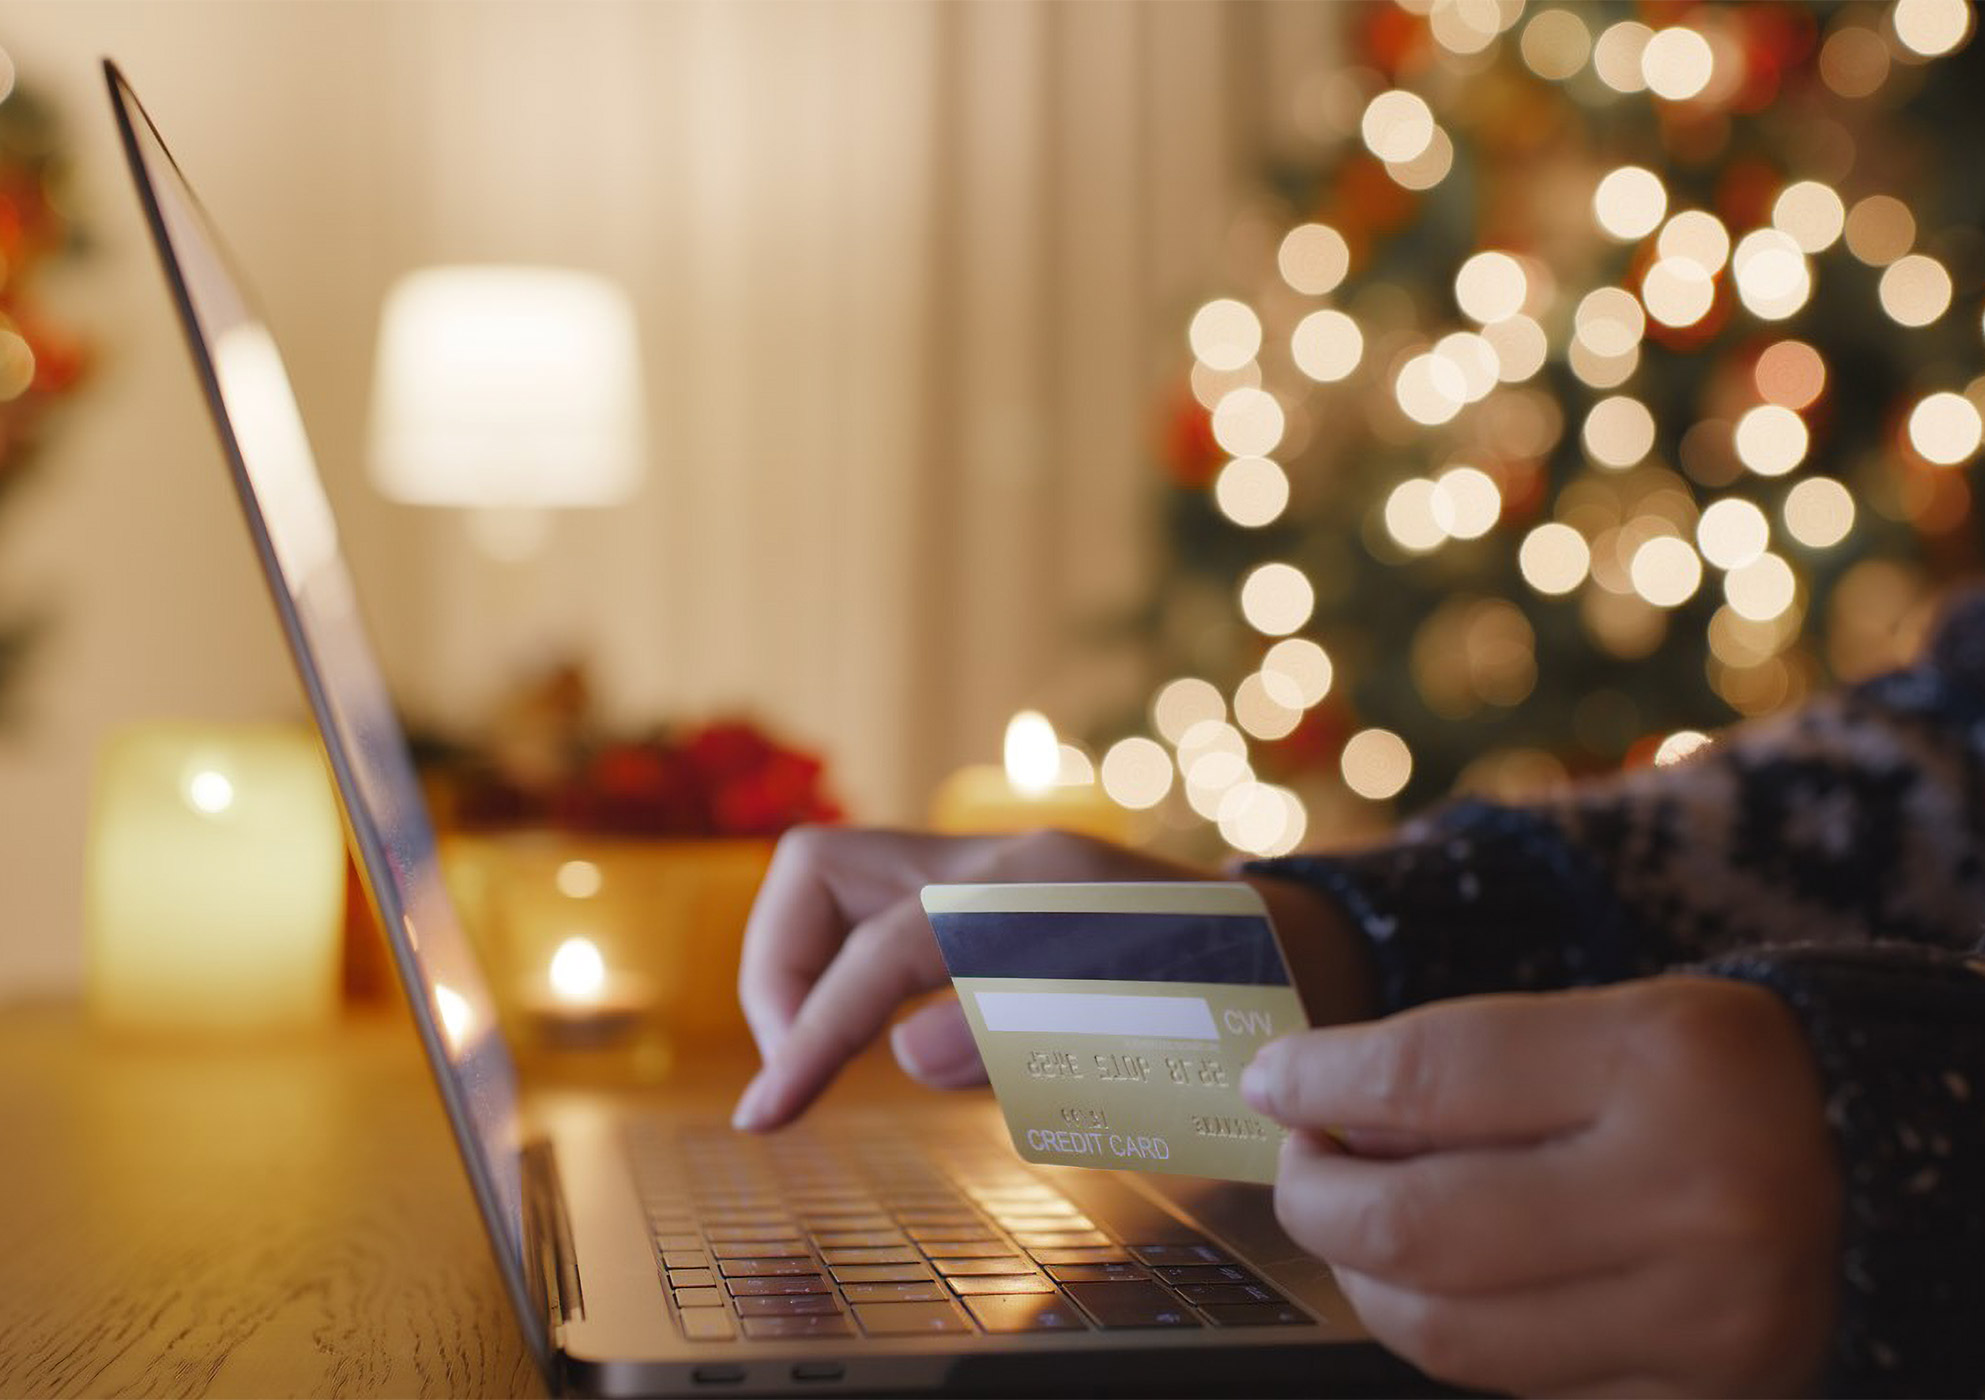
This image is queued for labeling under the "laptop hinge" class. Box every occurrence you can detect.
[522,1138,584,1331]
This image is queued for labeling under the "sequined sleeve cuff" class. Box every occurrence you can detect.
[1700,944,1985,1397]
[1247,797,1666,1013]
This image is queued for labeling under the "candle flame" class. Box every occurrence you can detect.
[548,936,608,1002]
[1003,711,1060,796]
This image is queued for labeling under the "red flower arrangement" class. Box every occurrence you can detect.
[442,710,843,839]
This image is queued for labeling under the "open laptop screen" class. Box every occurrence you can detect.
[104,61,543,1363]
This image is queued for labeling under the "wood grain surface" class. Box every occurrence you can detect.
[0,1004,545,1398]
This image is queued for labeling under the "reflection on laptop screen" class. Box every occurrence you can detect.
[105,63,532,1314]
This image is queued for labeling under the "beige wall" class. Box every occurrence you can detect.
[0,1,1336,995]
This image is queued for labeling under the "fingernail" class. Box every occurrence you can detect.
[1240,1044,1280,1111]
[732,1071,775,1131]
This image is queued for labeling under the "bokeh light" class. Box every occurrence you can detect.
[1211,386,1285,457]
[1782,476,1856,548]
[1892,0,1975,57]
[1100,737,1174,810]
[1291,309,1364,383]
[1772,182,1846,254]
[1844,195,1915,267]
[1594,166,1668,241]
[1641,25,1715,101]
[1262,637,1334,706]
[1395,351,1467,426]
[1879,254,1952,327]
[1732,229,1811,320]
[1658,210,1731,273]
[1593,21,1654,93]
[1733,404,1809,477]
[1519,522,1591,596]
[1576,287,1647,357]
[1724,551,1798,621]
[1642,257,1715,327]
[1362,89,1435,164]
[1696,497,1770,570]
[1278,223,1351,296]
[1521,8,1592,80]
[1430,464,1502,539]
[1239,561,1315,636]
[1654,730,1713,766]
[1483,315,1548,382]
[1189,299,1262,371]
[1385,477,1447,553]
[1152,677,1224,745]
[1456,250,1528,323]
[1630,534,1703,608]
[1754,341,1826,410]
[1908,391,1985,465]
[1583,396,1658,469]
[1214,456,1289,528]
[1341,728,1413,801]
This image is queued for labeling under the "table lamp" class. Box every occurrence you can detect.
[84,721,346,1035]
[367,265,646,561]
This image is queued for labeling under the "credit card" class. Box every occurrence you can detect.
[919,882,1311,1185]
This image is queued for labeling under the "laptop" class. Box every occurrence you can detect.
[104,59,1419,1397]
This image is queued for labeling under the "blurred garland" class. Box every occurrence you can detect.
[0,52,91,726]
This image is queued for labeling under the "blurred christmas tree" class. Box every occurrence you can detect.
[0,48,90,726]
[1103,0,1985,859]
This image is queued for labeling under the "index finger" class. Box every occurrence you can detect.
[736,825,974,1060]
[1240,988,1621,1146]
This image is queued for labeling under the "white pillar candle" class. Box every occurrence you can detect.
[85,721,346,1035]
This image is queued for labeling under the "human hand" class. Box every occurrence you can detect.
[730,826,1208,1130]
[1240,975,1842,1397]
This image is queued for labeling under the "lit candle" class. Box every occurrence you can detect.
[84,721,346,1035]
[930,711,1132,842]
[518,934,656,1051]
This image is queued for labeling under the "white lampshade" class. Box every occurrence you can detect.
[367,265,645,509]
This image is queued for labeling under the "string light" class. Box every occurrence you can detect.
[1593,21,1654,93]
[1783,477,1856,548]
[1100,737,1173,810]
[1519,522,1591,596]
[1724,552,1798,621]
[1262,638,1334,706]
[1430,464,1502,538]
[1342,728,1413,801]
[1844,195,1915,267]
[1385,477,1448,553]
[1189,299,1262,371]
[1907,391,1985,466]
[1239,562,1316,636]
[1696,497,1770,570]
[1771,182,1846,254]
[1658,210,1731,273]
[1630,535,1704,608]
[1482,316,1548,382]
[1641,25,1715,101]
[1291,309,1364,382]
[1733,405,1809,477]
[1583,396,1657,469]
[1594,166,1668,241]
[1211,386,1285,457]
[1278,223,1351,296]
[1642,258,1715,328]
[1879,254,1953,327]
[1214,456,1290,528]
[1520,8,1592,81]
[1362,90,1436,164]
[1455,251,1528,323]
[1754,341,1826,410]
[1152,678,1224,745]
[1892,0,1975,57]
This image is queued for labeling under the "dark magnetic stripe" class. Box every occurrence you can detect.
[927,911,1289,987]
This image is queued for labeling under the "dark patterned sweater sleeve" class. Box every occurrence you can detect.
[1245,589,1985,1396]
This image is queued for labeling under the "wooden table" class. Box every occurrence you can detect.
[0,1003,545,1398]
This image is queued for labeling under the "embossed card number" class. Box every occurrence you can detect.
[920,883,1313,1185]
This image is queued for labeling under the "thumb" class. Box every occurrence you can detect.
[890,996,987,1088]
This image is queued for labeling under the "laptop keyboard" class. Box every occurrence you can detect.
[627,1119,1312,1342]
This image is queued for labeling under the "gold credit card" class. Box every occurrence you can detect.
[920,882,1311,1185]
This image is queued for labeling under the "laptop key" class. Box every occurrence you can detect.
[905,1224,1000,1243]
[706,1224,801,1242]
[1030,1246,1133,1266]
[720,1257,823,1277]
[811,1230,909,1250]
[661,1250,710,1271]
[1175,1282,1285,1306]
[741,1315,854,1339]
[840,1281,949,1304]
[944,1274,1056,1296]
[735,1293,841,1317]
[679,1309,737,1342]
[820,1246,920,1267]
[725,1275,831,1296]
[831,1264,935,1285]
[667,1268,718,1290]
[1044,1262,1150,1284]
[653,1233,702,1253]
[1153,1263,1259,1287]
[933,1256,1032,1277]
[1128,1243,1233,1267]
[853,1301,973,1336]
[1202,1303,1312,1327]
[1064,1281,1203,1329]
[918,1239,1020,1258]
[1010,1230,1113,1250]
[711,1240,812,1259]
[963,1294,1089,1333]
[674,1287,726,1309]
